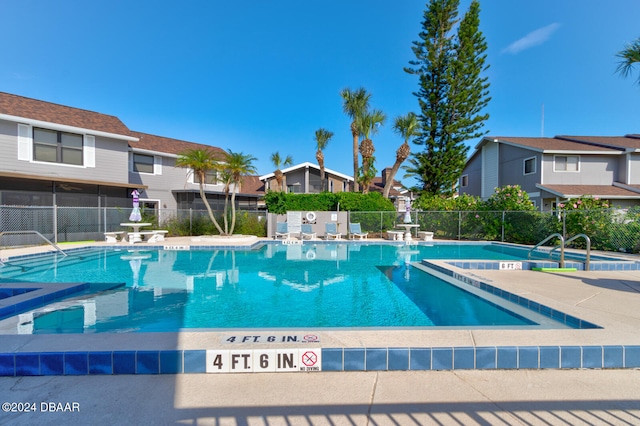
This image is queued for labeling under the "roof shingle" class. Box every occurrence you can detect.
[131,131,226,158]
[493,136,623,152]
[0,92,131,136]
[537,184,640,198]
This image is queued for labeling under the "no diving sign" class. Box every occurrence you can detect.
[206,348,322,373]
[301,351,318,367]
[222,334,320,344]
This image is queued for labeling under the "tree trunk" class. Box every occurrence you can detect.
[199,184,224,235]
[274,169,283,191]
[229,187,238,235]
[316,149,325,192]
[222,186,230,235]
[383,141,410,198]
[351,121,359,192]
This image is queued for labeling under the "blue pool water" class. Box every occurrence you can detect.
[0,243,567,333]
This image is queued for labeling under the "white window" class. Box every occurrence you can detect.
[524,157,536,175]
[133,154,154,173]
[33,128,83,165]
[461,174,468,187]
[554,155,579,172]
[195,170,218,184]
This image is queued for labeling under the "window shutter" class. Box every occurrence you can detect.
[84,135,96,167]
[128,152,133,172]
[17,124,32,161]
[154,156,162,175]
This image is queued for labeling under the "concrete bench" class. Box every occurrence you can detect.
[150,230,168,242]
[139,230,168,243]
[386,231,404,241]
[104,231,125,243]
[417,231,434,241]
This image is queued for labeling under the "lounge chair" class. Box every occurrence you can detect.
[348,223,368,240]
[325,222,341,240]
[275,222,291,239]
[301,224,317,240]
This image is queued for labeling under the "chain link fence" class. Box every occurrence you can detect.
[349,207,640,253]
[0,205,267,246]
[2,205,639,253]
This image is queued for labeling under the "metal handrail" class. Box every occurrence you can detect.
[563,233,591,271]
[528,233,565,268]
[0,230,67,257]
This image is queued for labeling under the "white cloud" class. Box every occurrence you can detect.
[501,23,561,55]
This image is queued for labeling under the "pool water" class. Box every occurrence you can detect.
[0,243,553,333]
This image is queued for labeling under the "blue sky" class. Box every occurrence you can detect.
[2,0,639,184]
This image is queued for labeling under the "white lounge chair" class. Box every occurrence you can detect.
[275,222,291,239]
[348,223,368,240]
[325,222,341,240]
[301,224,317,240]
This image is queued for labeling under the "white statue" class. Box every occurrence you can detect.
[403,197,412,224]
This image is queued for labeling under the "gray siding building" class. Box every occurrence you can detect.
[0,92,263,213]
[460,135,640,211]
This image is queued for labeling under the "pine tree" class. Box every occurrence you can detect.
[404,0,490,196]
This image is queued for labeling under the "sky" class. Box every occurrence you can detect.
[2,0,640,186]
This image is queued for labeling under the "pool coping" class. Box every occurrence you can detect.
[1,237,640,375]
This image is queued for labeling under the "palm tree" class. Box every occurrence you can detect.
[383,112,420,198]
[270,151,293,192]
[221,150,257,235]
[175,148,224,235]
[358,109,386,194]
[340,87,371,192]
[314,128,334,192]
[616,38,640,85]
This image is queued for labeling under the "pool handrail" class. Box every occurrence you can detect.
[0,230,68,257]
[529,233,565,268]
[557,233,591,271]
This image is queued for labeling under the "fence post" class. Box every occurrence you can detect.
[189,208,193,236]
[53,204,58,244]
[458,211,461,240]
[502,211,505,242]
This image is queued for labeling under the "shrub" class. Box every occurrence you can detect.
[558,196,611,249]
[484,185,535,211]
[264,191,395,213]
[233,212,267,236]
[164,213,220,236]
[414,193,481,211]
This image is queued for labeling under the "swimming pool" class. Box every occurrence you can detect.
[0,242,592,333]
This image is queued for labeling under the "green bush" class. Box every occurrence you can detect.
[414,193,481,211]
[233,212,267,237]
[336,192,395,212]
[264,191,395,214]
[559,196,612,250]
[164,214,219,236]
[484,185,535,211]
[349,211,397,233]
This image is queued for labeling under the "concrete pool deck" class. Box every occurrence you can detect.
[1,236,640,424]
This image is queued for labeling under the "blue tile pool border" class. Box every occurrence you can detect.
[1,345,639,376]
[0,241,635,376]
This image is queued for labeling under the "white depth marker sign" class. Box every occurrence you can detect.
[206,348,322,373]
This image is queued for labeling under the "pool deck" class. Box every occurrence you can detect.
[1,236,640,424]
